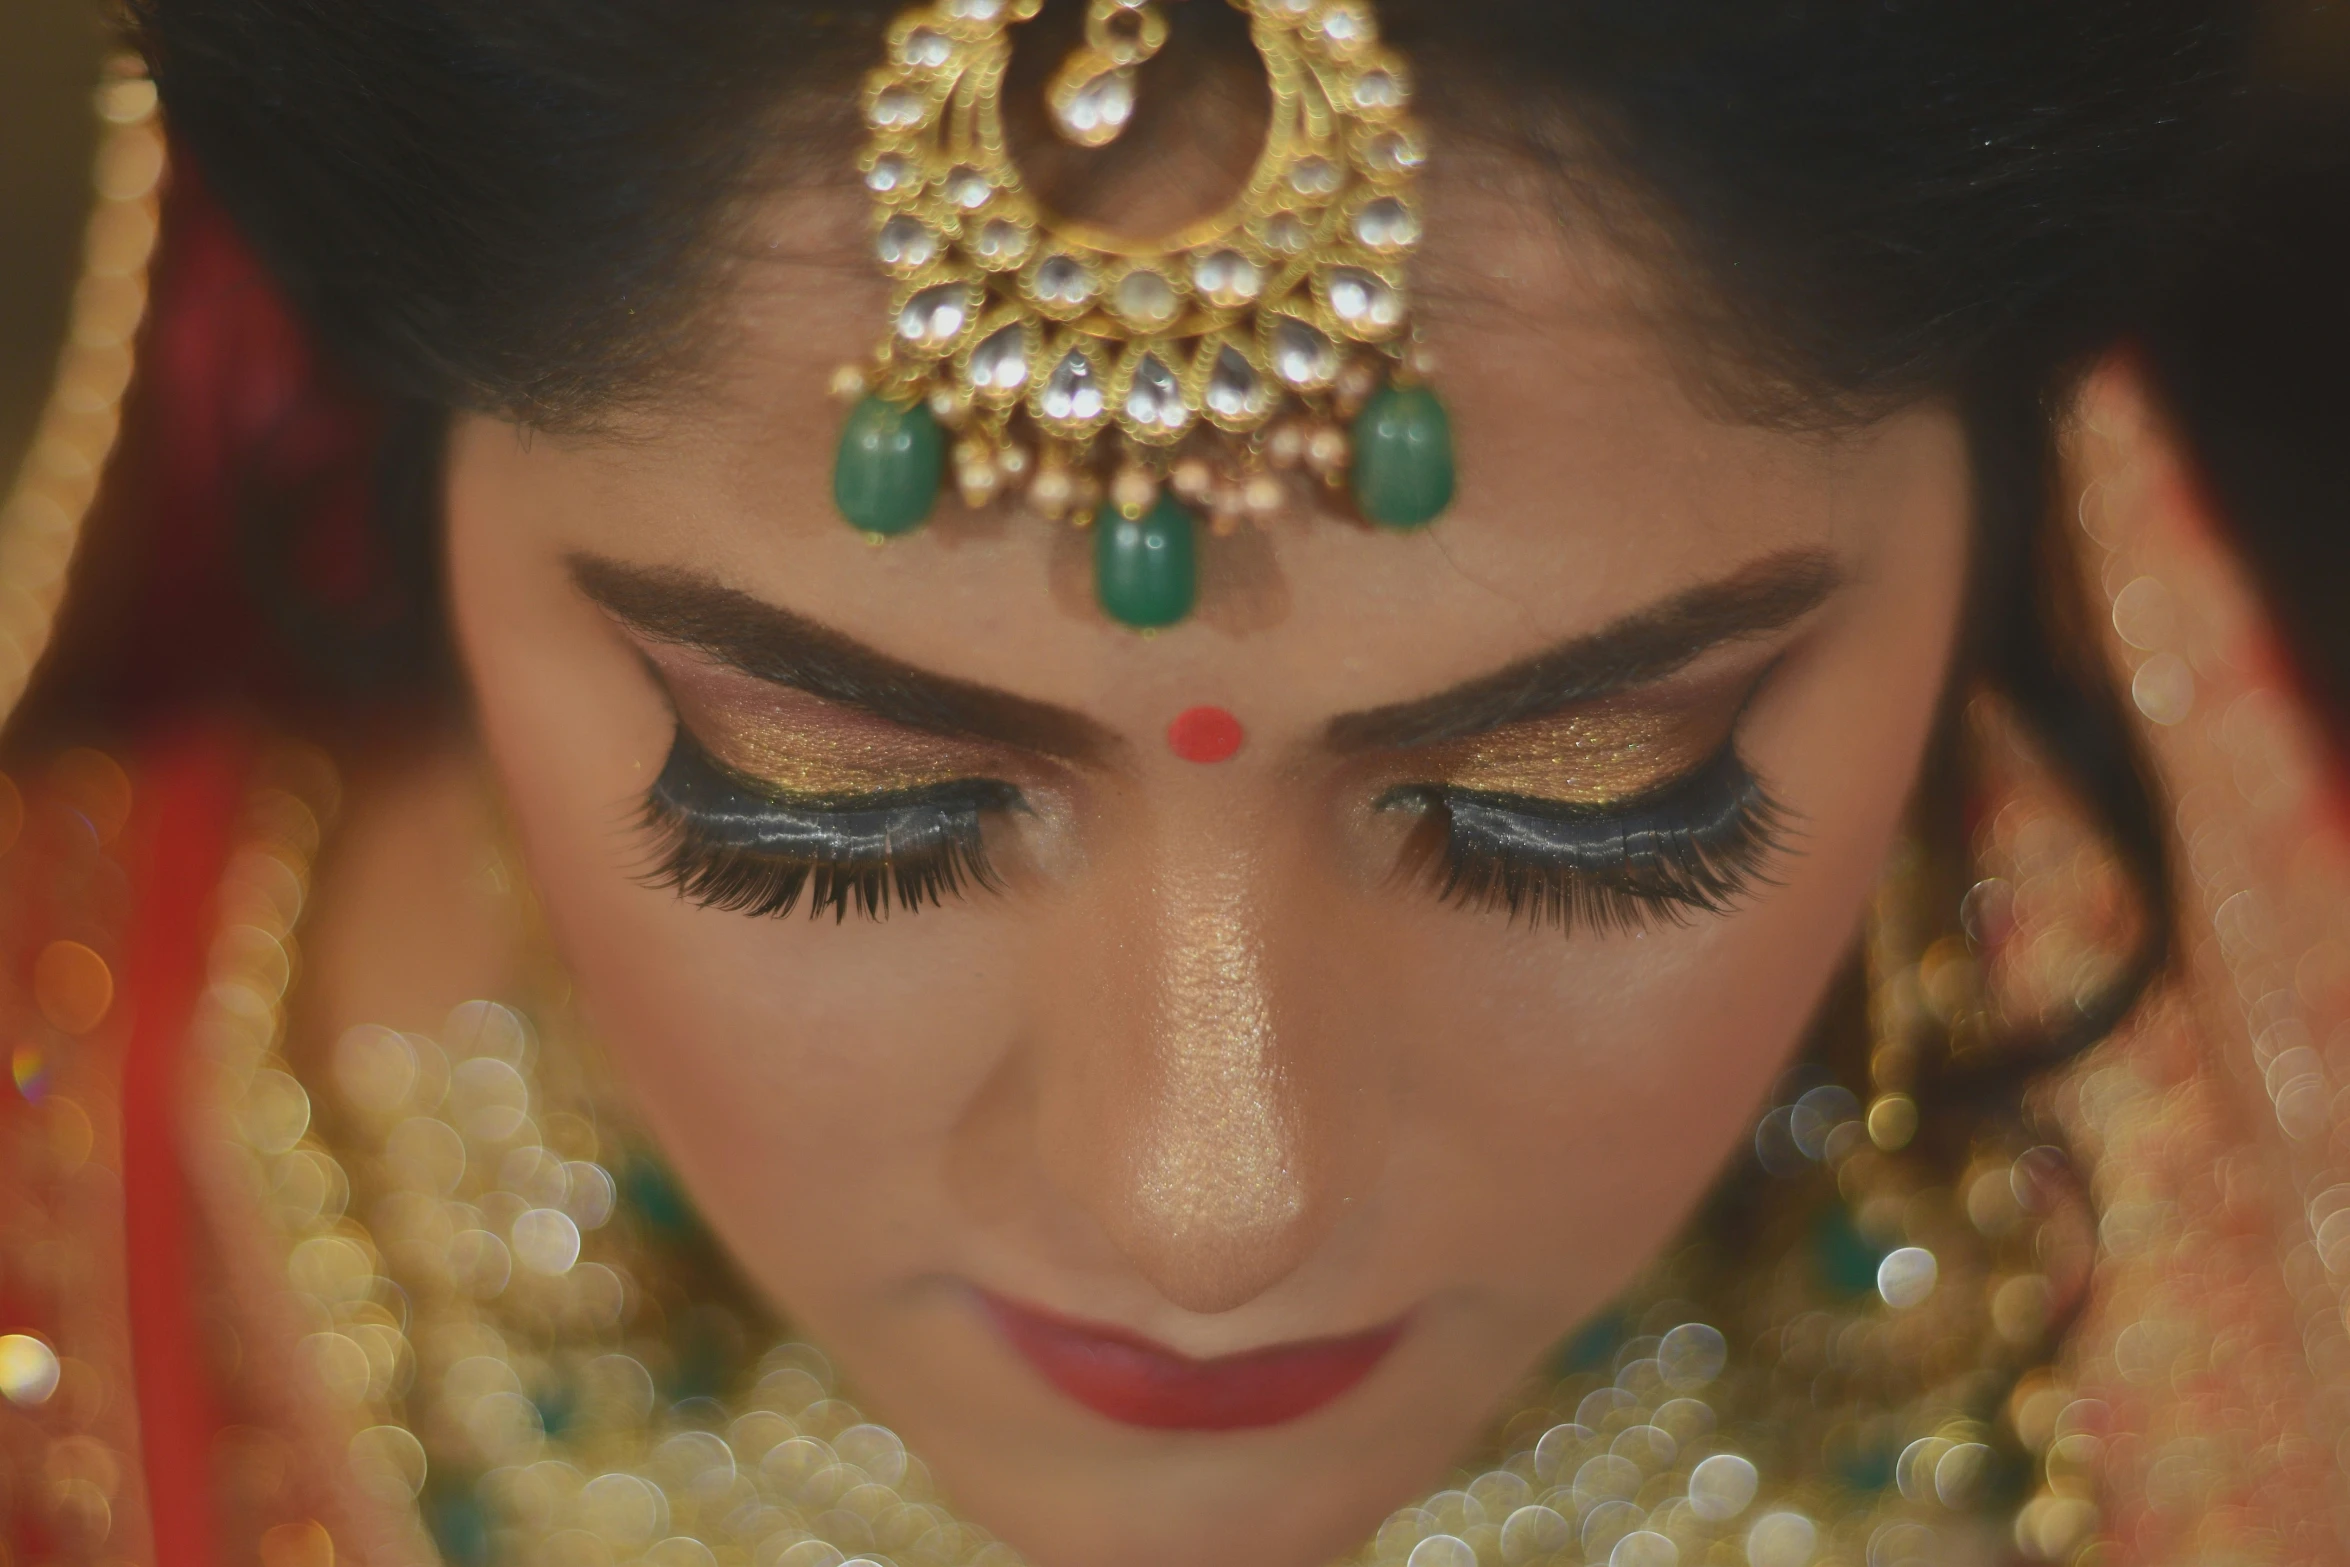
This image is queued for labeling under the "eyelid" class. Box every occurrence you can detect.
[642,642,999,799]
[1407,665,1768,808]
[669,725,1021,816]
[643,733,1011,920]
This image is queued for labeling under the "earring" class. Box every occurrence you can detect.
[831,0,1456,630]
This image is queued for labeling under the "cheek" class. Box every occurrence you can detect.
[445,448,1012,1311]
[1382,554,1963,1324]
[1353,810,1882,1328]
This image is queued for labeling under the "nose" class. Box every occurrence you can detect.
[1031,838,1363,1315]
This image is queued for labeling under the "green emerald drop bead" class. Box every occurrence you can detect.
[1094,493,1197,630]
[833,393,944,537]
[1350,382,1456,530]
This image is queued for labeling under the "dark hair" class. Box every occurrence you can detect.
[137,0,2256,430]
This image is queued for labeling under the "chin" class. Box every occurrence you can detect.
[806,1288,1537,1567]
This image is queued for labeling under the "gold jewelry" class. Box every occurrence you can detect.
[831,0,1456,630]
[0,57,165,730]
[1045,0,1170,149]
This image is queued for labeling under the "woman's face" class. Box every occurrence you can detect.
[444,132,1970,1567]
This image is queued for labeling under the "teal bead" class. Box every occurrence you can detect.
[1094,494,1198,629]
[832,394,944,537]
[1350,382,1456,529]
[422,1481,491,1567]
[1811,1202,1889,1299]
[619,1153,700,1240]
[1550,1308,1627,1378]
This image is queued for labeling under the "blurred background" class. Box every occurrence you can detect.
[0,1,104,496]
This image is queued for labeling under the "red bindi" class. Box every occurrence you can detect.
[1166,705,1245,764]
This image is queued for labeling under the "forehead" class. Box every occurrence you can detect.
[466,142,1960,727]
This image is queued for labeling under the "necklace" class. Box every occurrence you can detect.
[207,760,2096,1567]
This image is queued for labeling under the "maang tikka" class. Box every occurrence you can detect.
[831,0,1455,630]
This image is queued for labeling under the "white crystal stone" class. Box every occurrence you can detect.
[1289,155,1341,197]
[1114,269,1178,326]
[972,219,1032,268]
[1033,254,1097,309]
[899,26,953,68]
[1320,4,1372,47]
[1324,266,1400,332]
[1055,67,1136,143]
[1039,349,1106,425]
[943,0,1005,19]
[1191,249,1263,306]
[1362,130,1425,175]
[1265,212,1310,253]
[897,283,971,350]
[1270,317,1337,389]
[1353,196,1420,250]
[1204,346,1267,422]
[869,87,925,129]
[866,151,916,194]
[1353,68,1404,110]
[1122,354,1190,436]
[944,165,992,210]
[875,215,937,269]
[968,324,1029,396]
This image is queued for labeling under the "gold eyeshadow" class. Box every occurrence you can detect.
[1428,689,1745,805]
[650,649,975,798]
[695,717,969,798]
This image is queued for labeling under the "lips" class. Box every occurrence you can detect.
[981,1293,1403,1431]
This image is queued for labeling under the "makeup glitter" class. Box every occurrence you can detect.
[1168,705,1245,764]
[1434,690,1744,804]
[1135,859,1302,1251]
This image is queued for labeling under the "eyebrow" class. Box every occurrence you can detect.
[1324,548,1843,751]
[568,554,1120,763]
[573,546,1839,762]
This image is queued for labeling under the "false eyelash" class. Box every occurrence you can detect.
[637,734,1017,922]
[1382,747,1796,935]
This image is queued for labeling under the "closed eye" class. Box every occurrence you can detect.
[639,730,1022,921]
[1378,745,1796,933]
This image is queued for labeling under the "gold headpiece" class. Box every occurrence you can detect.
[831,0,1454,629]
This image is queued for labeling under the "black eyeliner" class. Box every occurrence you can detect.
[641,732,1017,921]
[1383,745,1796,933]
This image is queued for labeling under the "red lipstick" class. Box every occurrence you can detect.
[981,1294,1402,1431]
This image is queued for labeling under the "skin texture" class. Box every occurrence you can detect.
[414,122,1974,1567]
